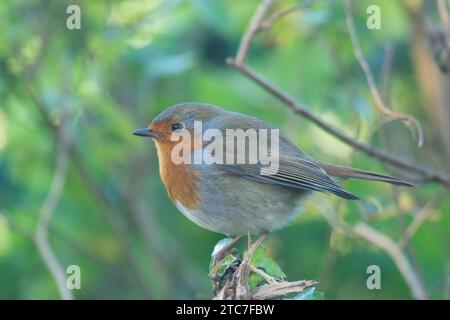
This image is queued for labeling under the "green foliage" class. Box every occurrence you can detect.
[209,238,288,294]
[251,246,286,280]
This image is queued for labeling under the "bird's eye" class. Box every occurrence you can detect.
[170,123,183,132]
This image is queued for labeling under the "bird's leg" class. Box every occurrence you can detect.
[213,235,244,263]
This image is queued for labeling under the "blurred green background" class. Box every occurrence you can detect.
[0,0,449,299]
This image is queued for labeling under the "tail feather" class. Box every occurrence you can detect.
[316,161,414,187]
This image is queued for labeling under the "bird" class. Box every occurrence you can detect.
[133,102,413,259]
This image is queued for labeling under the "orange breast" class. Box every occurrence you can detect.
[154,141,201,209]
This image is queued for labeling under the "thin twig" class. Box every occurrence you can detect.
[344,0,423,147]
[235,0,273,66]
[259,0,315,31]
[249,266,278,284]
[252,279,319,300]
[234,231,267,299]
[34,109,73,300]
[353,222,428,300]
[219,231,268,299]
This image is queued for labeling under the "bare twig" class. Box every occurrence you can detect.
[344,0,423,147]
[235,0,273,65]
[234,231,267,299]
[253,279,319,300]
[259,0,315,31]
[249,266,279,284]
[226,0,450,187]
[353,222,428,300]
[34,109,73,300]
[235,0,316,65]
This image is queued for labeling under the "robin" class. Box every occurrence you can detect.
[133,102,413,259]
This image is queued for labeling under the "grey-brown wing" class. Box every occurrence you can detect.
[209,112,358,199]
[217,155,359,200]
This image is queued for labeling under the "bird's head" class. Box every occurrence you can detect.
[133,102,223,144]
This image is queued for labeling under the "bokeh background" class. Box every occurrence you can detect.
[0,0,449,299]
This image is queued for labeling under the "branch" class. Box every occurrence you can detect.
[226,0,450,187]
[34,109,73,300]
[344,0,424,147]
[252,280,319,300]
[259,0,315,31]
[235,0,273,65]
[234,231,267,300]
[249,265,278,284]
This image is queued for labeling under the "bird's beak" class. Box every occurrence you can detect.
[132,128,159,138]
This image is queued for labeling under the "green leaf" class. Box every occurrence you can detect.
[249,246,286,280]
[210,254,238,277]
[209,237,240,275]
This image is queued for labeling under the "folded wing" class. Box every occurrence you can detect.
[217,155,360,200]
